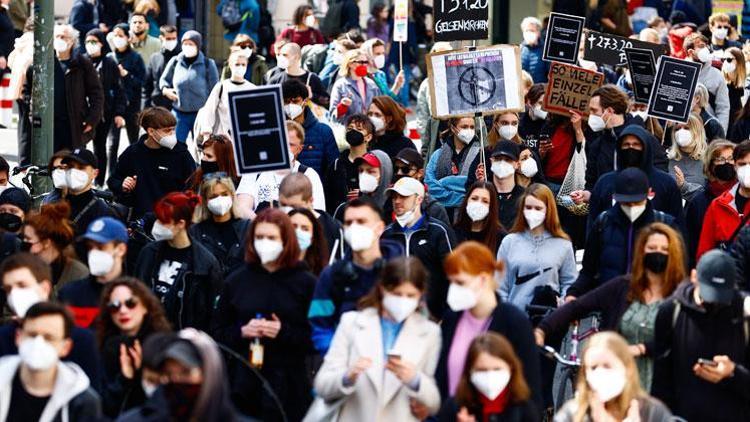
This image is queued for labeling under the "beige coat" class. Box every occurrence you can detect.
[314,307,442,422]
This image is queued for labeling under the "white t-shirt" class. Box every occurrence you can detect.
[237,161,326,211]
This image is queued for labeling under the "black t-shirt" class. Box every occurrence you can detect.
[341,155,360,193]
[7,371,50,422]
[737,191,749,216]
[154,245,192,302]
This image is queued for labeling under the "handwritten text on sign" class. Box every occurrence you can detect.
[433,0,489,41]
[544,62,605,116]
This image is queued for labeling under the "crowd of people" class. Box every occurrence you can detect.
[0,0,749,421]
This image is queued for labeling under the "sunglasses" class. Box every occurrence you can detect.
[395,165,416,175]
[353,60,369,65]
[721,57,735,62]
[203,171,228,181]
[107,298,139,313]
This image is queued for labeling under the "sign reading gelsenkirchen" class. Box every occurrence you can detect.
[433,0,489,42]
[426,45,524,118]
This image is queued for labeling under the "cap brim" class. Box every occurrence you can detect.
[62,156,96,168]
[699,282,734,305]
[160,341,202,368]
[386,187,416,196]
[491,151,518,161]
[613,193,648,203]
[79,233,114,244]
[353,156,380,168]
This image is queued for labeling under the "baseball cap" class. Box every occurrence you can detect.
[395,148,424,169]
[160,338,203,369]
[490,140,520,161]
[613,167,649,203]
[387,177,425,197]
[63,148,98,169]
[353,152,381,168]
[81,217,128,244]
[696,249,737,305]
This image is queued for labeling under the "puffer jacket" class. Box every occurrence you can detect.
[297,107,339,178]
[521,40,549,83]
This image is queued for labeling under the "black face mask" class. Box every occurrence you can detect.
[200,160,220,174]
[714,163,736,182]
[164,382,201,418]
[643,252,668,273]
[345,130,365,147]
[20,241,33,252]
[619,148,643,169]
[0,213,22,233]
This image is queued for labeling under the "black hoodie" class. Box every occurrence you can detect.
[85,29,127,119]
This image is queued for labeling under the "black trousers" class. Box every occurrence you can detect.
[93,116,113,186]
[108,111,141,176]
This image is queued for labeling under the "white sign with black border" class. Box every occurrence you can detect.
[646,56,701,124]
[542,12,586,65]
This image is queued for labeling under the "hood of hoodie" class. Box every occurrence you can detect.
[0,356,91,422]
[367,149,394,208]
[616,124,656,173]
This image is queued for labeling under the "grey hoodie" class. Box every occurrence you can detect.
[367,149,394,209]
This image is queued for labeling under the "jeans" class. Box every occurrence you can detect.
[173,109,197,143]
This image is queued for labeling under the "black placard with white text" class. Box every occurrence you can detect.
[646,56,701,124]
[624,48,656,104]
[433,0,489,42]
[228,85,290,174]
[583,30,667,67]
[542,13,585,64]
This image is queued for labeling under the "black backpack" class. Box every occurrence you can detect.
[320,0,345,38]
[218,0,244,31]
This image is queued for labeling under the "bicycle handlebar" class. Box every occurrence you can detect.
[540,345,580,368]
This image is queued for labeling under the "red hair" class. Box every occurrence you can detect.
[154,191,202,228]
[444,241,504,277]
[24,202,75,250]
[245,208,300,269]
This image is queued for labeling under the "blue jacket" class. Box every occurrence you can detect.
[521,41,549,83]
[297,107,339,178]
[330,76,382,123]
[308,239,404,354]
[69,0,97,47]
[218,0,261,43]
[159,52,219,113]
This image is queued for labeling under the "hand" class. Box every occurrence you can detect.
[346,357,372,384]
[628,344,644,357]
[82,123,93,133]
[0,56,6,70]
[589,392,618,422]
[241,318,265,338]
[341,97,353,107]
[119,340,142,380]
[99,22,110,33]
[261,313,282,339]
[693,355,736,383]
[118,64,129,77]
[456,407,477,422]
[569,190,590,204]
[394,70,405,89]
[564,295,576,304]
[673,165,685,188]
[623,399,642,422]
[346,189,360,201]
[163,88,178,101]
[475,162,486,181]
[114,116,126,128]
[385,356,417,384]
[570,110,583,132]
[122,175,137,192]
[534,328,545,346]
[409,399,430,420]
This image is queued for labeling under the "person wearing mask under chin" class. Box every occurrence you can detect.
[144,25,181,110]
[159,30,219,143]
[520,17,549,83]
[108,23,146,147]
[382,177,457,319]
[684,33,730,132]
[52,24,104,152]
[108,107,197,218]
[60,149,117,236]
[128,13,161,66]
[211,208,316,421]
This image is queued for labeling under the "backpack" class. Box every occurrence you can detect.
[218,0,245,32]
[302,44,330,75]
[320,0,345,38]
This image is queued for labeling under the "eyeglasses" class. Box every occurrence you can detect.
[203,171,228,180]
[721,57,735,62]
[353,60,369,65]
[107,298,139,313]
[713,157,735,165]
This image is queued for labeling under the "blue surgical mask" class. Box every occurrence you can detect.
[295,228,312,251]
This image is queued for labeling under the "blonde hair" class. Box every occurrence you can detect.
[693,83,709,109]
[703,139,735,180]
[668,113,707,161]
[193,176,241,222]
[723,47,746,88]
[339,49,364,78]
[134,0,160,15]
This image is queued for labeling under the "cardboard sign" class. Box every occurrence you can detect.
[426,45,524,118]
[228,85,291,174]
[542,12,585,64]
[646,56,701,124]
[583,30,667,67]
[624,47,656,104]
[393,0,409,42]
[544,62,605,116]
[433,0,490,42]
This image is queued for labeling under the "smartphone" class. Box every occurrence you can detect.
[387,351,401,360]
[697,358,718,367]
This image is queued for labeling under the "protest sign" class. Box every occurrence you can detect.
[433,0,489,41]
[543,62,605,116]
[646,56,701,124]
[624,47,656,104]
[583,30,667,67]
[393,0,408,42]
[426,45,524,119]
[228,85,290,174]
[542,12,585,64]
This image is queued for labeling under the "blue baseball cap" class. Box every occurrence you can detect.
[81,217,128,244]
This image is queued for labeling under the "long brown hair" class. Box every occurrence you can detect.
[487,111,523,147]
[510,184,570,240]
[358,256,428,311]
[96,277,171,348]
[454,181,502,250]
[627,223,686,303]
[244,208,301,269]
[371,96,407,133]
[455,333,531,409]
[187,135,239,190]
[288,208,329,275]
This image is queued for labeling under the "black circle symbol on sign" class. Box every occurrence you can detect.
[459,66,496,106]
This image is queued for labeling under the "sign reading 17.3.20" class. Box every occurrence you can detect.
[433,0,489,42]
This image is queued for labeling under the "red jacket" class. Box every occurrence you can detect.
[697,184,750,260]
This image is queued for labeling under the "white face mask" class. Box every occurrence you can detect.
[158,133,178,149]
[85,42,101,56]
[520,158,538,178]
[620,203,647,222]
[457,129,475,144]
[722,60,736,74]
[344,223,376,251]
[382,293,419,323]
[358,172,379,193]
[52,169,68,189]
[697,47,712,63]
[7,287,41,317]
[88,249,115,277]
[240,47,253,58]
[370,116,386,132]
[305,15,316,27]
[295,228,312,251]
[531,105,548,121]
[113,36,128,50]
[713,27,728,40]
[276,55,290,70]
[674,128,692,147]
[182,44,198,58]
[254,238,284,264]
[470,369,511,400]
[631,111,648,121]
[374,54,386,69]
[497,124,517,141]
[230,65,247,79]
[332,52,344,65]
[586,367,627,402]
[737,164,750,188]
[53,38,70,54]
[588,113,606,132]
[151,220,175,241]
[395,204,417,228]
[207,196,233,216]
[66,168,90,192]
[491,160,515,179]
[522,30,538,45]
[446,282,479,311]
[523,209,546,229]
[163,39,178,51]
[141,380,158,397]
[284,103,304,120]
[19,336,59,371]
[466,201,489,222]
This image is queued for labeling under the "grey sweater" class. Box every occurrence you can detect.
[698,61,730,132]
[497,230,578,310]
